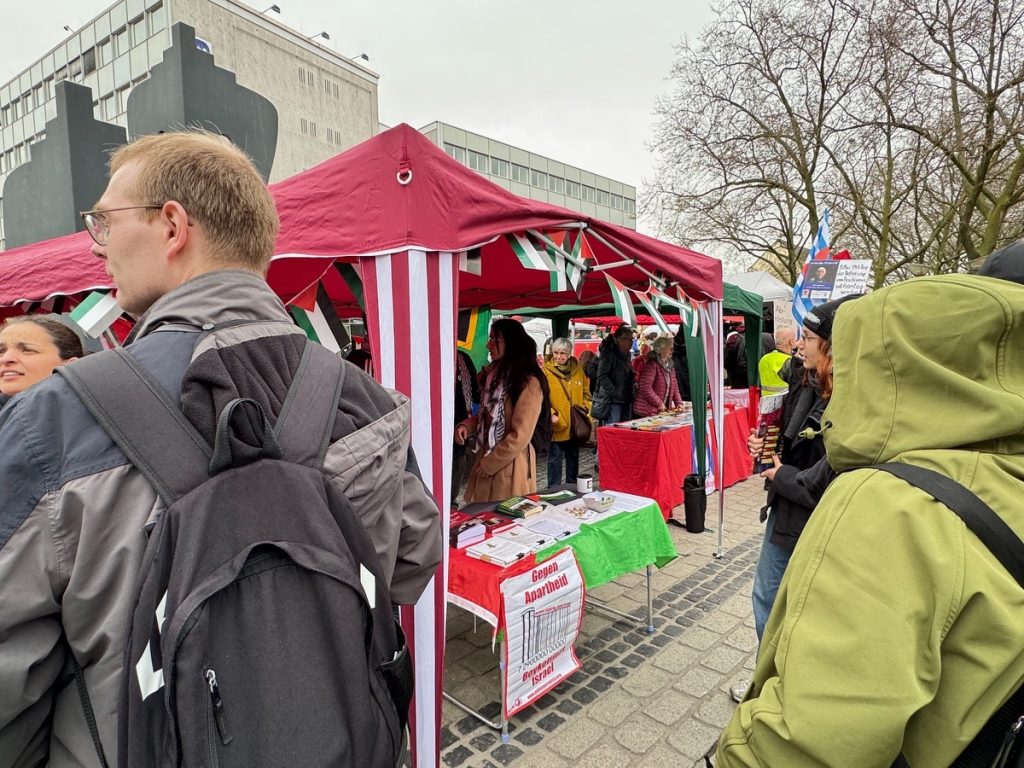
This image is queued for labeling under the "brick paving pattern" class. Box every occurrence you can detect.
[442,445,768,767]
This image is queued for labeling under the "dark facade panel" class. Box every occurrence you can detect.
[2,81,126,249]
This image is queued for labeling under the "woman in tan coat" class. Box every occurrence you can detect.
[454,318,550,503]
[542,337,591,485]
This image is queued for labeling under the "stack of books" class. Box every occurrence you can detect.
[449,511,519,549]
[496,495,545,519]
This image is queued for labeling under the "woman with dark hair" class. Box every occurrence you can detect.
[0,317,84,404]
[454,318,551,503]
[730,297,855,702]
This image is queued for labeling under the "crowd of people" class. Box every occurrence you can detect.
[0,127,1022,768]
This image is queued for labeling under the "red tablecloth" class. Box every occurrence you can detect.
[597,408,752,518]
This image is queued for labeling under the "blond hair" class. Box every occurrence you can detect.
[109,130,278,271]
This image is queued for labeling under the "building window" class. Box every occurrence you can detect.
[624,198,636,214]
[11,99,20,120]
[83,48,97,76]
[97,38,111,66]
[611,194,622,210]
[102,94,116,120]
[489,157,509,178]
[443,143,465,163]
[467,150,488,173]
[566,180,581,198]
[307,71,314,86]
[113,27,129,57]
[530,169,547,188]
[596,189,610,206]
[511,163,529,183]
[549,176,564,194]
[147,3,166,34]
[310,121,316,139]
[130,16,147,47]
[298,65,305,84]
[300,117,308,135]
[333,82,339,98]
[116,85,131,113]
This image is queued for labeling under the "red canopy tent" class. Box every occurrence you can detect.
[0,124,723,768]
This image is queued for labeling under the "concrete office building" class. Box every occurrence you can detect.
[420,121,638,230]
[0,0,379,248]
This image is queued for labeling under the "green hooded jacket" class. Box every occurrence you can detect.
[718,275,1024,767]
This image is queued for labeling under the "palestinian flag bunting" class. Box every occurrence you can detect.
[289,283,350,353]
[633,291,671,333]
[69,291,123,338]
[604,274,636,326]
[506,232,556,272]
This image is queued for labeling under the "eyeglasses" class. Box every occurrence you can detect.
[79,205,163,246]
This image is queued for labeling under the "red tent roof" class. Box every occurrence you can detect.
[0,123,721,310]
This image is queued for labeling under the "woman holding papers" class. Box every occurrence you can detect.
[455,318,551,503]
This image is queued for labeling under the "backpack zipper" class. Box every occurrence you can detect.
[205,669,233,746]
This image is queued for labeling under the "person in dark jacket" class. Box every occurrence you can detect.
[728,299,854,704]
[451,348,480,506]
[748,297,856,638]
[671,324,692,401]
[594,324,635,424]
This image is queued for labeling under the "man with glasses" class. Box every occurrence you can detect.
[0,130,441,767]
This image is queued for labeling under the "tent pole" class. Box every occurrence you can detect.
[585,229,667,289]
[716,484,725,559]
[526,228,590,273]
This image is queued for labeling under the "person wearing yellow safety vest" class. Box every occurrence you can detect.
[758,328,796,396]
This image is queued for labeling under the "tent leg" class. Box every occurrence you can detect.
[715,488,725,559]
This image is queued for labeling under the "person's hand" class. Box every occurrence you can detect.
[454,423,469,445]
[747,428,765,457]
[760,454,782,481]
[552,412,560,425]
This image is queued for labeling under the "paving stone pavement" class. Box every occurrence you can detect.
[441,445,767,768]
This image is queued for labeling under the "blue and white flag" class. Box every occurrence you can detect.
[792,210,831,329]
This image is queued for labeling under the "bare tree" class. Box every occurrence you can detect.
[646,0,1024,284]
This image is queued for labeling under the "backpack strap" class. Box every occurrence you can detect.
[872,463,1024,768]
[57,348,211,506]
[274,342,346,467]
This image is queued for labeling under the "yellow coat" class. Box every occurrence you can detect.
[543,358,591,443]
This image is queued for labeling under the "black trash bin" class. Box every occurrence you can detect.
[683,473,706,533]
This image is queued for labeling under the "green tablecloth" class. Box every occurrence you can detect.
[534,501,678,589]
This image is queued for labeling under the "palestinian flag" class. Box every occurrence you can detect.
[69,291,123,338]
[290,282,350,353]
[605,274,636,326]
[651,284,698,336]
[507,231,556,272]
[543,231,570,292]
[633,291,671,333]
[565,231,590,293]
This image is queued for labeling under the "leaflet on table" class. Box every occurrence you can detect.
[465,536,535,566]
[492,525,554,552]
[522,516,578,540]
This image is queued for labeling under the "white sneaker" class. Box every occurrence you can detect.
[729,679,749,703]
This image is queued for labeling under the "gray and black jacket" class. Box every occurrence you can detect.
[0,270,443,768]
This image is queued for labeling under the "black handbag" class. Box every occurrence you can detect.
[569,404,592,444]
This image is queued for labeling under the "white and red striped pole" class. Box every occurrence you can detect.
[360,248,457,768]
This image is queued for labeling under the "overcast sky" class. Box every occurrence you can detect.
[1,1,714,224]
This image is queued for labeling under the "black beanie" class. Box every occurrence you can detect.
[802,294,859,342]
[978,242,1024,285]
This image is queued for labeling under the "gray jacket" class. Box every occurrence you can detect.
[0,270,442,767]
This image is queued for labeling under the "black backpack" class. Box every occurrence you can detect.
[59,343,413,768]
[874,464,1023,768]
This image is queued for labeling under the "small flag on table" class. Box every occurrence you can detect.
[289,283,349,353]
[69,291,123,338]
[604,274,636,326]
